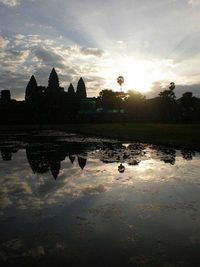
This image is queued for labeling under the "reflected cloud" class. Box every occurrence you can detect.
[0,0,19,7]
[82,184,106,195]
[0,133,199,216]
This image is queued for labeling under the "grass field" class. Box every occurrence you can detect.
[0,123,200,149]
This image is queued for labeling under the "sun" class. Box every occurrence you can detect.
[99,55,163,94]
[122,58,152,93]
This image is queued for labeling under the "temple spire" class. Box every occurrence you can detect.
[76,77,87,99]
[48,68,59,90]
[68,83,75,96]
[25,75,38,102]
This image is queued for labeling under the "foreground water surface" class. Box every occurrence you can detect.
[0,131,200,267]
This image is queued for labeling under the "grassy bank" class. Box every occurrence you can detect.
[63,123,200,149]
[0,123,200,149]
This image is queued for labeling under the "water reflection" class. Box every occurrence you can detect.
[0,134,200,267]
[118,163,125,173]
[26,146,88,179]
[0,146,19,161]
[0,140,198,178]
[181,149,196,160]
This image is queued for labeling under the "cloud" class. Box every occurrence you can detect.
[1,30,200,101]
[0,36,9,49]
[170,32,200,62]
[5,50,29,65]
[15,34,42,48]
[0,70,29,99]
[80,47,104,57]
[175,84,200,98]
[187,0,200,5]
[146,80,200,98]
[34,46,65,69]
[82,184,106,195]
[0,0,20,7]
[1,35,29,66]
[0,33,107,99]
[0,148,112,214]
[1,0,200,99]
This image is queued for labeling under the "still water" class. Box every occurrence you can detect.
[0,131,200,267]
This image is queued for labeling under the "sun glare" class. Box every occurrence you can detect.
[99,56,164,94]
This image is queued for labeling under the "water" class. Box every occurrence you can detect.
[0,132,200,267]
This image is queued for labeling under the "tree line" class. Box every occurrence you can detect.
[96,82,200,123]
[0,68,200,124]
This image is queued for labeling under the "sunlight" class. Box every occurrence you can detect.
[121,58,156,93]
[99,55,164,94]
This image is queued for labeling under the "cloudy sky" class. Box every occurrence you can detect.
[0,0,200,99]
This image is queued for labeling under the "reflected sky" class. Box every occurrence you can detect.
[0,135,200,266]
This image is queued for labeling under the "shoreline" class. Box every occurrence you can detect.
[0,123,200,150]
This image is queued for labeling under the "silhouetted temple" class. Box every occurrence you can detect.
[0,67,97,124]
[0,90,11,104]
[25,68,87,103]
[26,144,88,179]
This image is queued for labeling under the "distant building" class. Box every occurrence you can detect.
[76,77,87,99]
[24,68,88,104]
[47,67,64,95]
[25,75,38,102]
[79,98,96,114]
[0,67,97,124]
[0,90,11,104]
[68,83,75,96]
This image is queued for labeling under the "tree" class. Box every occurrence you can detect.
[159,82,176,101]
[181,92,194,109]
[76,77,87,98]
[159,89,175,100]
[97,89,123,110]
[124,90,146,120]
[125,90,145,101]
[179,92,198,121]
[157,82,177,121]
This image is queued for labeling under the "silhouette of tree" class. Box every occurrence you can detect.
[179,92,199,121]
[159,82,176,101]
[76,77,87,98]
[117,76,124,92]
[124,90,146,120]
[157,82,178,122]
[97,89,124,110]
[181,92,195,109]
[181,149,195,160]
[156,147,176,165]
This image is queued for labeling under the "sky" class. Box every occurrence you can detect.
[0,0,200,100]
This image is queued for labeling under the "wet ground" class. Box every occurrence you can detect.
[0,131,200,267]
